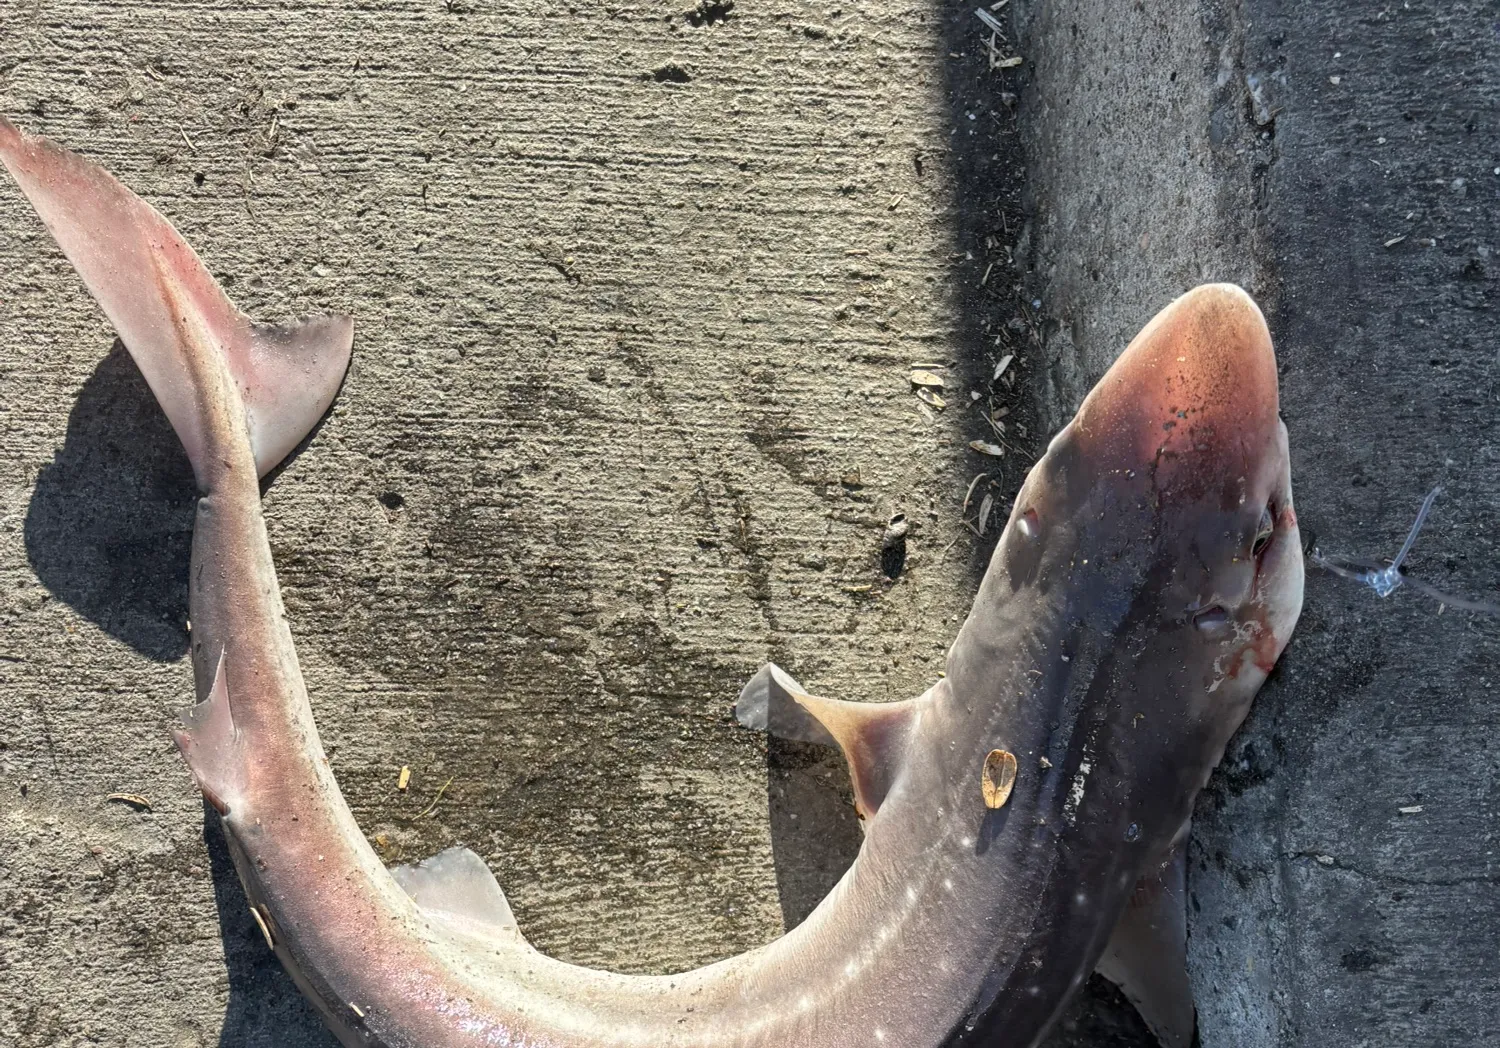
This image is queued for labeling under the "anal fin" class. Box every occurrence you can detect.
[735,663,919,819]
[173,654,247,817]
[1096,841,1195,1048]
[392,847,530,950]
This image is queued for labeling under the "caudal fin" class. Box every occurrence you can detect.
[0,116,351,486]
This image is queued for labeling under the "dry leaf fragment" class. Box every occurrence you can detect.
[106,793,153,811]
[992,354,1015,381]
[397,766,411,791]
[974,8,1005,33]
[249,905,276,950]
[978,493,994,535]
[963,472,988,514]
[981,749,1018,809]
[916,388,947,409]
[969,440,1005,457]
[909,369,947,389]
[1398,804,1424,814]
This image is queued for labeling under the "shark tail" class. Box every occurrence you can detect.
[0,116,351,489]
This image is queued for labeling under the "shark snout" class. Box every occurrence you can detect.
[1071,283,1281,504]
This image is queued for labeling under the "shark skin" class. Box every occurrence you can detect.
[2,117,1303,1048]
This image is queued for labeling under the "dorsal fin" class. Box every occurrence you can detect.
[1096,840,1195,1048]
[172,652,248,817]
[391,847,530,950]
[0,117,351,486]
[735,663,919,819]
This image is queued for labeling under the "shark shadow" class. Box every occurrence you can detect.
[764,735,864,930]
[23,341,194,660]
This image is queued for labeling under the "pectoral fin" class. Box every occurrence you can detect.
[1096,842,1195,1048]
[735,663,918,818]
[392,847,531,950]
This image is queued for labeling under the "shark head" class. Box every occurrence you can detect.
[985,283,1304,849]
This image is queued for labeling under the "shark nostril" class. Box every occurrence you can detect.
[1193,605,1230,633]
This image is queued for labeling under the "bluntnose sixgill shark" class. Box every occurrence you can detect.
[2,117,1303,1048]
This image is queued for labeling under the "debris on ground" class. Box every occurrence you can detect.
[106,793,152,811]
[1310,486,1500,614]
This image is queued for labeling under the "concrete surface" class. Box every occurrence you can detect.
[0,1,1494,1047]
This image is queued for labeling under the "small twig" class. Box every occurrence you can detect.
[974,7,1005,33]
[417,777,454,818]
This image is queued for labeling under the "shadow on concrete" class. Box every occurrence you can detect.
[23,341,193,661]
[764,736,863,930]
[203,804,338,1047]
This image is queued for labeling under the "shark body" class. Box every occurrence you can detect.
[2,118,1303,1048]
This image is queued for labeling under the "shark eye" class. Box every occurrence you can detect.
[1193,605,1230,633]
[1251,503,1275,558]
[1017,508,1040,540]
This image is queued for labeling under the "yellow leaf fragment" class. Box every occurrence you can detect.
[249,905,276,950]
[981,749,1018,809]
